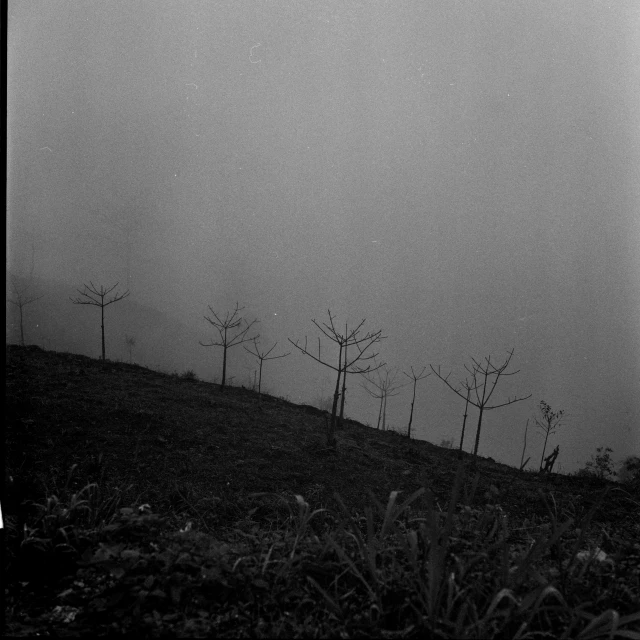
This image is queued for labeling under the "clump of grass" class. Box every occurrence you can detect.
[180,369,198,381]
[5,463,138,586]
[7,462,639,637]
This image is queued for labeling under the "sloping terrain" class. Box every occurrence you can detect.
[5,345,639,637]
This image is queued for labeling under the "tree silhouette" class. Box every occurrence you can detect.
[70,282,130,361]
[361,364,404,432]
[520,418,531,471]
[431,349,531,459]
[199,303,259,392]
[289,311,385,447]
[244,338,290,397]
[533,400,564,472]
[124,334,136,364]
[8,275,43,346]
[403,366,430,439]
[455,380,479,459]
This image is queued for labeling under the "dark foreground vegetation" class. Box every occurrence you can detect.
[5,345,640,638]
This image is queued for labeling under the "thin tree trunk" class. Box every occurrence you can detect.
[520,419,529,470]
[375,395,383,429]
[19,306,25,346]
[472,406,484,457]
[458,387,471,459]
[407,380,417,438]
[539,429,550,472]
[339,340,347,429]
[221,346,227,390]
[382,393,388,431]
[328,343,343,446]
[101,305,105,360]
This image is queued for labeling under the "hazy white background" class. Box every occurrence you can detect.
[7,1,640,472]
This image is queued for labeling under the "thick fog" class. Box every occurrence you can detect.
[7,1,640,472]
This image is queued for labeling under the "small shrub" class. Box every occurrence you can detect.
[577,446,617,480]
[440,437,455,449]
[618,455,640,490]
[180,369,198,381]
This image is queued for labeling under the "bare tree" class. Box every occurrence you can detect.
[199,302,259,392]
[70,282,130,361]
[534,400,564,472]
[8,276,43,346]
[124,334,136,364]
[519,418,531,471]
[289,311,385,447]
[455,381,478,459]
[403,366,430,439]
[244,338,290,397]
[431,349,531,460]
[361,364,404,432]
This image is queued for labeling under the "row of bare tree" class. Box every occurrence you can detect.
[10,278,541,462]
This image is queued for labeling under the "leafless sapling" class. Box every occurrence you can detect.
[289,311,385,447]
[70,282,130,361]
[125,334,136,364]
[456,380,479,459]
[403,366,430,439]
[534,400,564,472]
[431,349,531,460]
[199,302,259,392]
[244,338,290,397]
[520,418,531,471]
[361,363,404,432]
[8,275,44,346]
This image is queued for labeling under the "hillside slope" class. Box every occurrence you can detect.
[5,345,639,637]
[5,344,635,529]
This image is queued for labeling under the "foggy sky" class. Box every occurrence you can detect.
[8,1,640,472]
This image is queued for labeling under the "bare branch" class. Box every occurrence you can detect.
[69,281,130,360]
[8,274,44,346]
[199,302,259,390]
[432,349,530,458]
[290,310,385,445]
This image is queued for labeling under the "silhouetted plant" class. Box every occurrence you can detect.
[199,302,259,392]
[534,400,565,472]
[8,275,43,347]
[289,311,385,447]
[618,455,640,490]
[124,334,136,364]
[403,366,430,439]
[244,338,290,397]
[70,282,130,361]
[519,419,531,471]
[577,447,617,480]
[431,349,531,460]
[361,363,404,432]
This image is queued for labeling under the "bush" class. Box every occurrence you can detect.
[576,447,617,480]
[618,455,640,491]
[180,369,198,381]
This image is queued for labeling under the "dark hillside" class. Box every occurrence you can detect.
[5,345,633,527]
[5,345,639,637]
